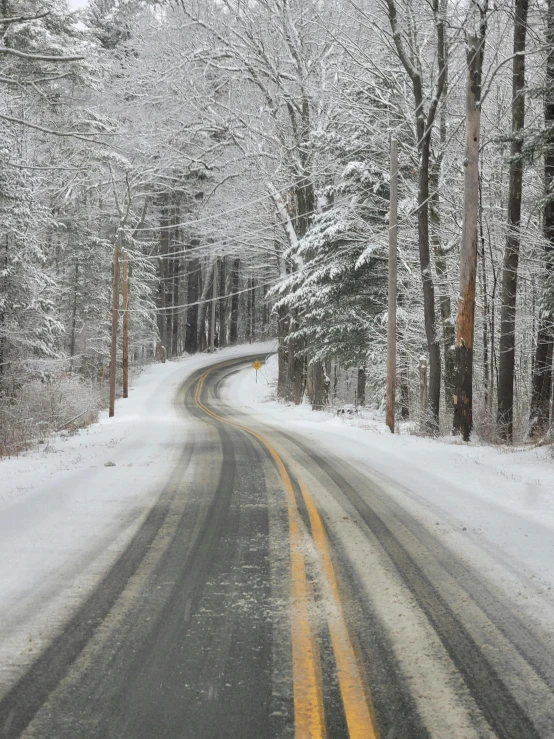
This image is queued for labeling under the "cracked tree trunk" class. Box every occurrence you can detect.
[453,31,484,441]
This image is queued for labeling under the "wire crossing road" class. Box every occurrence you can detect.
[1,355,553,738]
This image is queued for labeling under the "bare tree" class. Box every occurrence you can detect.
[497,0,529,441]
[386,0,447,431]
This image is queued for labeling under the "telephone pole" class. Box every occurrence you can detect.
[122,248,129,399]
[386,138,398,433]
[109,231,120,417]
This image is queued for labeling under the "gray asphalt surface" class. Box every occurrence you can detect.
[0,355,553,738]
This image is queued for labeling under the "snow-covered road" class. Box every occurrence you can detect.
[226,354,554,632]
[1,345,554,739]
[0,342,276,694]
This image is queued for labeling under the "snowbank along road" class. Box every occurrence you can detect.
[1,352,554,738]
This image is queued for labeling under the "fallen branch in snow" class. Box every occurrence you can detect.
[55,409,90,433]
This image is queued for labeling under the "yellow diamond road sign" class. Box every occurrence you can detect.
[252,360,262,371]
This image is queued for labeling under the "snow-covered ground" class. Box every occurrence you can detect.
[225,354,554,625]
[0,341,275,695]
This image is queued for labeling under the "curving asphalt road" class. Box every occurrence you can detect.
[1,355,553,738]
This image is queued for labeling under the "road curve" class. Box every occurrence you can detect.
[1,354,553,738]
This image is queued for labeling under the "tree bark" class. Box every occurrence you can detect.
[311,361,327,410]
[453,31,485,441]
[230,258,240,344]
[157,205,169,352]
[197,261,214,352]
[210,259,217,353]
[170,209,181,357]
[479,171,492,411]
[386,0,446,432]
[431,0,456,408]
[497,0,529,441]
[430,168,455,405]
[386,137,398,433]
[419,138,442,431]
[69,259,79,363]
[109,239,120,418]
[246,274,252,343]
[277,304,289,399]
[122,251,129,399]
[400,352,410,419]
[251,277,256,341]
[184,239,201,354]
[529,0,554,438]
[287,322,305,404]
[357,367,366,407]
[218,256,226,347]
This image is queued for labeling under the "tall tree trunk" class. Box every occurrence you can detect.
[251,277,256,341]
[170,203,181,357]
[399,350,410,419]
[357,367,366,407]
[165,248,174,357]
[158,204,169,352]
[497,0,529,441]
[69,260,79,365]
[172,258,179,356]
[289,176,313,405]
[263,283,270,333]
[288,334,305,405]
[246,274,252,343]
[479,170,492,411]
[197,262,214,352]
[529,0,554,437]
[184,239,201,354]
[218,256,226,347]
[419,137,442,430]
[311,362,327,410]
[230,258,240,344]
[453,29,485,441]
[386,0,446,432]
[277,304,289,398]
[430,168,455,406]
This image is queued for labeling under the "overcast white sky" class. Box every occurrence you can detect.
[68,0,88,8]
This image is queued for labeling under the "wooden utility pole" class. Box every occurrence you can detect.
[453,31,484,441]
[210,259,217,353]
[122,249,129,399]
[386,138,398,433]
[109,232,120,418]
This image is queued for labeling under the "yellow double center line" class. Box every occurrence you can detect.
[193,365,377,739]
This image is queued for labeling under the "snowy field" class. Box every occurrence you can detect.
[225,354,554,630]
[0,342,275,695]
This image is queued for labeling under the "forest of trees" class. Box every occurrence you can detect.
[1,0,554,452]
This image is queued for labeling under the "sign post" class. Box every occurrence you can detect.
[252,359,262,383]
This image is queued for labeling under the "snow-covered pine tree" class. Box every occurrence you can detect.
[273,115,390,405]
[0,130,62,386]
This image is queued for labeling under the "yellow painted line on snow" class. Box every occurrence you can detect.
[299,481,378,739]
[193,367,325,739]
